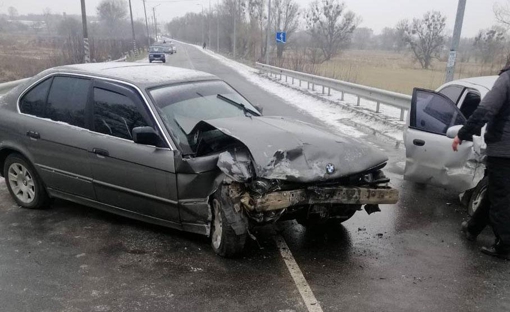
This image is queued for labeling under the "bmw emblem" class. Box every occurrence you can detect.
[326,163,335,174]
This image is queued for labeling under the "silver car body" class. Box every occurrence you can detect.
[404,76,497,192]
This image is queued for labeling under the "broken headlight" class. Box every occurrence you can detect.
[249,179,280,195]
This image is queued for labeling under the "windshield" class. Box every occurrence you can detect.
[149,80,260,154]
[149,46,163,52]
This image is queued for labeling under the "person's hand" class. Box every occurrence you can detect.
[452,136,462,152]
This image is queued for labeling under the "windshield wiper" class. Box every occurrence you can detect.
[216,94,260,117]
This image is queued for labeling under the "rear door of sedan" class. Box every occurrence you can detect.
[19,75,96,199]
[86,79,180,225]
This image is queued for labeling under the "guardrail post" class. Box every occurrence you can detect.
[328,88,331,96]
[285,75,288,83]
[307,82,310,89]
[376,102,381,113]
[341,92,344,101]
[400,109,406,121]
[280,73,282,81]
[322,85,325,94]
[292,77,294,85]
[312,83,315,91]
[357,96,361,106]
[299,79,301,87]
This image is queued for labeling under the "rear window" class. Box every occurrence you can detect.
[438,85,465,105]
[19,78,52,117]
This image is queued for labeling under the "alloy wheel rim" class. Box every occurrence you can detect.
[8,163,36,204]
[212,199,223,250]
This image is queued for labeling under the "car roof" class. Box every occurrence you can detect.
[447,76,498,91]
[45,62,217,89]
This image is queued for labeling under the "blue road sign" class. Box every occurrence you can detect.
[276,32,286,44]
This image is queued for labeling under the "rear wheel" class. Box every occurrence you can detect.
[210,190,247,257]
[3,154,50,209]
[468,177,488,216]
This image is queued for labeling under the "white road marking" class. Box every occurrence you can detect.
[274,234,324,312]
[181,44,196,70]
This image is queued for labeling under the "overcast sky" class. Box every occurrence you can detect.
[0,0,504,37]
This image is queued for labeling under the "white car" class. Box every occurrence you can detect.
[404,76,498,215]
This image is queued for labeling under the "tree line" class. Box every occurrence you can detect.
[166,0,510,70]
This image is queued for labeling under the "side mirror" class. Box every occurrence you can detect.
[446,125,463,139]
[254,104,264,115]
[132,126,163,147]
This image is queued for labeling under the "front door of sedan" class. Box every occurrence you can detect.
[403,88,478,192]
[87,79,180,224]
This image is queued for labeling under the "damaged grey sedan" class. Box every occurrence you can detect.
[0,63,398,257]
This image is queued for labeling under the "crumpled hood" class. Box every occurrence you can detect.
[198,116,388,183]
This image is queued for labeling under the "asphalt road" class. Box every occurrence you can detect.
[0,43,509,312]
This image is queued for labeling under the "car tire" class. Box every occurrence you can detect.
[3,154,50,209]
[149,60,152,63]
[468,177,488,216]
[162,59,166,63]
[210,189,247,257]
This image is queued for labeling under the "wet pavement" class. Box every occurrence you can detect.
[0,43,509,312]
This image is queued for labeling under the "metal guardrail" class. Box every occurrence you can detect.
[255,62,412,121]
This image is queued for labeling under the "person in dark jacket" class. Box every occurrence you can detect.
[453,66,510,260]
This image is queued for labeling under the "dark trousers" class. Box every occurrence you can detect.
[468,156,510,252]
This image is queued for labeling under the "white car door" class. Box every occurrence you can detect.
[404,88,479,192]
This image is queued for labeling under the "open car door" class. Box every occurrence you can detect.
[404,88,479,192]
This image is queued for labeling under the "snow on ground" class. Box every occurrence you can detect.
[184,43,404,142]
[184,44,365,139]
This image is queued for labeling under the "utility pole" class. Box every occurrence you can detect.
[143,0,151,47]
[153,7,158,41]
[233,0,237,58]
[80,0,90,63]
[217,10,219,51]
[265,0,271,65]
[445,0,467,82]
[128,0,136,51]
[208,0,211,49]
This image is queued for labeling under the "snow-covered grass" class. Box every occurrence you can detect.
[183,42,404,143]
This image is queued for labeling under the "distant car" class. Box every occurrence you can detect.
[148,46,165,63]
[0,63,398,257]
[162,45,173,54]
[404,76,497,215]
[171,45,176,54]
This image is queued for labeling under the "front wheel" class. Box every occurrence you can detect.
[4,154,50,209]
[210,191,246,257]
[468,177,488,216]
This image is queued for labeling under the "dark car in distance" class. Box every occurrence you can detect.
[148,46,165,63]
[0,63,398,257]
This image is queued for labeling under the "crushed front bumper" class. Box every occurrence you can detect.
[241,186,399,212]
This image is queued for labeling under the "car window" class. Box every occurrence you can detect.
[46,76,90,128]
[412,89,466,135]
[93,87,149,140]
[19,78,52,117]
[438,85,465,105]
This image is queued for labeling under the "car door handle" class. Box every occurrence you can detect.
[26,131,40,140]
[92,148,109,157]
[413,139,425,146]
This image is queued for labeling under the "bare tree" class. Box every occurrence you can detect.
[397,11,446,69]
[495,1,510,27]
[8,6,18,19]
[305,0,359,62]
[97,0,128,38]
[474,26,506,63]
[351,27,373,50]
[272,0,299,59]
